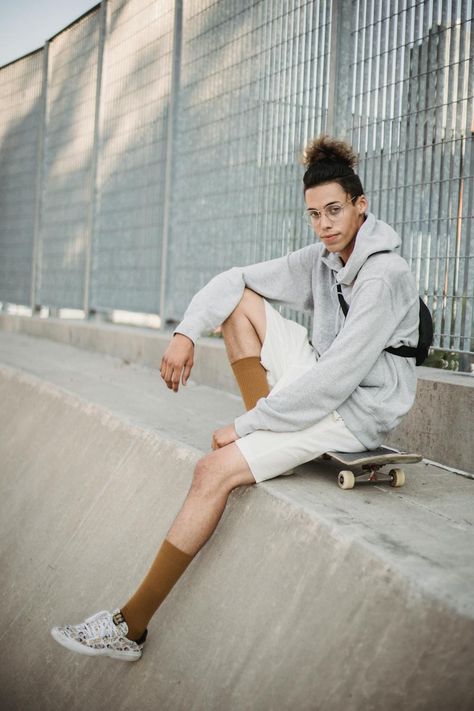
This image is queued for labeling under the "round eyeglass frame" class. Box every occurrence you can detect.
[303,196,357,227]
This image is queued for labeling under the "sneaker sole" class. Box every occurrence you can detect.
[50,627,142,662]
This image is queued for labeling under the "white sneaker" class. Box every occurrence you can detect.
[51,609,147,661]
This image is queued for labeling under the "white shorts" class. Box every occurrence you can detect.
[235,300,365,483]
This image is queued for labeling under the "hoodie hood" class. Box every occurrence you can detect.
[321,212,401,285]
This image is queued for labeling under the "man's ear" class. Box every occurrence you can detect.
[357,194,369,214]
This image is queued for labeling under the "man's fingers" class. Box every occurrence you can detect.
[160,335,195,389]
[162,368,172,385]
[182,361,193,385]
[162,361,179,389]
[161,360,171,383]
[168,366,180,391]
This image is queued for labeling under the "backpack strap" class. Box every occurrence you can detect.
[336,283,349,317]
[336,250,390,315]
[336,283,417,359]
[384,344,418,358]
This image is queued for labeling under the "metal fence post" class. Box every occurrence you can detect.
[327,0,352,138]
[159,0,183,330]
[30,41,50,312]
[83,0,108,317]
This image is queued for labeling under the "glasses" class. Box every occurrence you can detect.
[304,196,357,226]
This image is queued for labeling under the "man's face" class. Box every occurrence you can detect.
[304,182,368,264]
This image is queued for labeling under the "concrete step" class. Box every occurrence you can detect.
[1,312,473,474]
[1,330,473,711]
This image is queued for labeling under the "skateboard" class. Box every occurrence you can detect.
[323,447,423,490]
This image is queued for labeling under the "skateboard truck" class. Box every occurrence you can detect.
[366,466,381,482]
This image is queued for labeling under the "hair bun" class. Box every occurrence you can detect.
[302,134,358,170]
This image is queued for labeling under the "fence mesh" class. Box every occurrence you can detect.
[348,0,474,354]
[0,50,44,306]
[165,0,332,323]
[36,9,101,309]
[0,0,472,357]
[90,0,175,314]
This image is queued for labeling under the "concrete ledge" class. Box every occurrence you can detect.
[1,313,472,473]
[388,368,474,473]
[0,312,240,394]
[1,331,474,710]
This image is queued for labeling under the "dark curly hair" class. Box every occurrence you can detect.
[302,135,364,197]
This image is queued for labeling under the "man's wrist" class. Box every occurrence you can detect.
[173,331,195,346]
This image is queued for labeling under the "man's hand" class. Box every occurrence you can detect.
[160,333,194,392]
[211,424,239,450]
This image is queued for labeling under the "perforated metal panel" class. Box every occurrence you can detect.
[164,0,333,323]
[347,0,473,353]
[90,0,175,314]
[0,0,473,356]
[0,50,44,306]
[36,9,101,309]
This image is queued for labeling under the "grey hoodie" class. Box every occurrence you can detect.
[175,213,419,449]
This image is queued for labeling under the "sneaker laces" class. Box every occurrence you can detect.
[75,611,120,640]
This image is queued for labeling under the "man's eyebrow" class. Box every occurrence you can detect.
[306,200,340,210]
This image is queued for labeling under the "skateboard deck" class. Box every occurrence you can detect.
[323,447,423,489]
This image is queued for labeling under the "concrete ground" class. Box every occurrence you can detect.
[1,330,473,711]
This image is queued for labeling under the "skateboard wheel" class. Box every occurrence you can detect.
[389,468,405,487]
[338,470,355,490]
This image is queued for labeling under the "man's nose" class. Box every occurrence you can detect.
[319,212,333,230]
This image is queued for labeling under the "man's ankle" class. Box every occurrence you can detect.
[129,628,148,645]
[115,609,146,643]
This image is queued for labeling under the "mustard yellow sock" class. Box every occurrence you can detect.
[231,356,270,410]
[120,539,193,641]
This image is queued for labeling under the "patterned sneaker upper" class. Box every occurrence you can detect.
[58,609,146,656]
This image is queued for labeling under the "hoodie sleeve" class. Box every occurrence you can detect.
[234,276,414,436]
[174,244,316,344]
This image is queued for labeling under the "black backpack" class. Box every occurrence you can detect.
[336,282,434,367]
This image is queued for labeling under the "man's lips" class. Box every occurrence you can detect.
[322,233,339,241]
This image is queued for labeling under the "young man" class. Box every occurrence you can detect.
[51,136,419,660]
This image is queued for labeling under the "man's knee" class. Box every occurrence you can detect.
[233,289,263,318]
[191,453,254,497]
[222,289,265,342]
[192,456,228,497]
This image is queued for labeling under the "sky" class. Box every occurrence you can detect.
[1,0,99,67]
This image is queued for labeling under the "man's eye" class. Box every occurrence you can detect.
[327,205,343,216]
[309,211,320,219]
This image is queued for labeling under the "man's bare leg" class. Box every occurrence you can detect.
[167,444,256,554]
[221,288,267,361]
[162,289,267,556]
[221,289,269,410]
[51,290,274,658]
[121,444,255,640]
[121,293,267,640]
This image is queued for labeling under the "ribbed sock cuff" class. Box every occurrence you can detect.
[231,356,270,411]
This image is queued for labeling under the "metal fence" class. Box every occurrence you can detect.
[0,48,44,307]
[0,0,473,357]
[346,0,474,358]
[166,0,333,326]
[37,10,101,309]
[91,0,175,314]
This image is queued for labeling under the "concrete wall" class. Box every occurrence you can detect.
[387,369,474,473]
[1,348,474,711]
